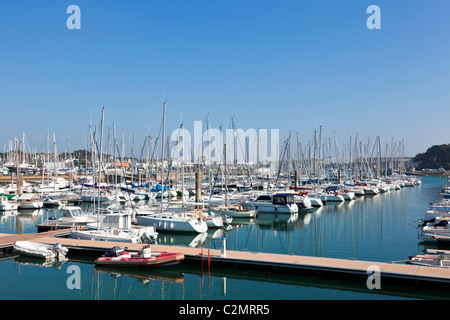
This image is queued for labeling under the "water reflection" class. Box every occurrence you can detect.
[96,265,185,285]
[156,232,208,248]
[14,255,68,269]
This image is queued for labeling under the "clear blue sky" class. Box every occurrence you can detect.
[0,0,449,157]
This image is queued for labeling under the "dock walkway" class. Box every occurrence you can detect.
[2,231,450,288]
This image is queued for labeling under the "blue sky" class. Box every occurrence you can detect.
[0,1,449,157]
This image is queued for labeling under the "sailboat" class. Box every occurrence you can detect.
[70,108,159,243]
[135,103,208,234]
[210,143,256,218]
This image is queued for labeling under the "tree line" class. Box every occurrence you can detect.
[413,144,450,170]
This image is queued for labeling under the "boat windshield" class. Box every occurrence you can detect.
[62,208,84,217]
[256,195,272,201]
[273,194,295,205]
[74,208,84,216]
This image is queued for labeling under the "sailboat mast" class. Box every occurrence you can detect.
[97,107,105,225]
[160,100,166,213]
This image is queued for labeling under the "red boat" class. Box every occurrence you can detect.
[95,246,185,267]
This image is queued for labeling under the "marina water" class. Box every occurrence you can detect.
[1,176,450,300]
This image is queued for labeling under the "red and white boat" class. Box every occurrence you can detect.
[95,246,184,267]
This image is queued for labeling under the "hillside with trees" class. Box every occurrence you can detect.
[413,144,450,170]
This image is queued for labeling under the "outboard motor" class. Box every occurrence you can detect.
[141,232,156,244]
[53,243,68,256]
[110,246,123,257]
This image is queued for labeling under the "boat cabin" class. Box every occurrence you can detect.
[100,213,132,229]
[16,193,40,202]
[273,193,295,205]
[61,206,86,219]
[255,193,295,205]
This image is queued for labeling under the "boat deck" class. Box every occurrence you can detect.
[2,231,450,287]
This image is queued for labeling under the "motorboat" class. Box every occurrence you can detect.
[95,245,184,267]
[308,196,324,207]
[71,211,158,244]
[42,197,66,208]
[36,206,96,231]
[242,193,298,214]
[80,189,114,203]
[405,253,450,268]
[363,187,379,196]
[0,196,18,211]
[13,241,68,260]
[293,193,313,210]
[319,191,345,203]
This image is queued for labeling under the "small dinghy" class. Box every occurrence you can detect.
[13,241,68,260]
[95,246,185,267]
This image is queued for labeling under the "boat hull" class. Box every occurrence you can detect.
[242,202,297,214]
[95,252,185,267]
[136,214,208,233]
[212,207,257,218]
[13,241,68,260]
[70,228,157,244]
[18,201,43,209]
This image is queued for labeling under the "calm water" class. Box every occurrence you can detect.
[1,175,450,301]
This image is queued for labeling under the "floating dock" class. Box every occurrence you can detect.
[2,230,450,288]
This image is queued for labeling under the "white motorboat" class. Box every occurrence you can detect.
[242,193,298,214]
[80,189,114,203]
[421,222,450,242]
[36,206,96,231]
[136,211,208,233]
[0,196,18,211]
[293,193,313,210]
[406,253,450,268]
[363,187,379,195]
[319,192,345,203]
[72,211,158,244]
[14,241,68,260]
[308,196,324,207]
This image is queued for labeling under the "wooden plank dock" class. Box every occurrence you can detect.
[2,231,450,288]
